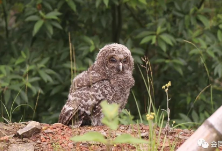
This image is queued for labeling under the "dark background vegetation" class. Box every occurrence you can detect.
[1,0,222,128]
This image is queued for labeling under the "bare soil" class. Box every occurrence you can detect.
[0,122,195,151]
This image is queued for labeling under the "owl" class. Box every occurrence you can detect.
[58,43,135,127]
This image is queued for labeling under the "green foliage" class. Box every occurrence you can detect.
[101,100,119,130]
[119,109,135,125]
[113,134,147,144]
[71,131,108,144]
[71,100,147,146]
[0,0,222,128]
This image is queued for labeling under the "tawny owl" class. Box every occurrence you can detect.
[58,43,134,127]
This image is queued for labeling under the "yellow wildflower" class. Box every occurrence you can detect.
[151,112,155,116]
[162,81,172,90]
[167,81,171,87]
[146,113,155,120]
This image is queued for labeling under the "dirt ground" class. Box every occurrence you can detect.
[0,122,195,151]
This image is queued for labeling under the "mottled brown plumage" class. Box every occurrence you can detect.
[58,43,134,127]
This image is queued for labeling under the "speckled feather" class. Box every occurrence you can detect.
[58,43,135,127]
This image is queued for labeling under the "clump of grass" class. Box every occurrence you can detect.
[1,63,39,123]
[1,87,34,123]
[137,56,181,150]
[140,56,155,115]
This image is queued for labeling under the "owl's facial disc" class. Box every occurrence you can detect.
[108,55,129,73]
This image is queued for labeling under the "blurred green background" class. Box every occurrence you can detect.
[1,0,222,128]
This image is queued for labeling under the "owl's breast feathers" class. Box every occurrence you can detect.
[110,73,135,90]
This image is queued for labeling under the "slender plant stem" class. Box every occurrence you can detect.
[166,90,170,123]
[210,85,214,113]
[33,89,40,119]
[132,90,143,123]
[69,33,73,82]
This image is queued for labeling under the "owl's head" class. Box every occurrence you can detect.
[95,43,134,76]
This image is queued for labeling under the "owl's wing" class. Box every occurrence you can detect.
[58,99,80,125]
[72,65,107,90]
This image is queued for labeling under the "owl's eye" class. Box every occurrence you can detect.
[109,57,117,63]
[123,58,128,64]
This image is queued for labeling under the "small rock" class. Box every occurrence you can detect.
[141,132,149,137]
[183,129,190,134]
[17,121,41,138]
[178,135,189,140]
[23,138,29,142]
[43,129,54,133]
[100,130,107,136]
[8,143,34,151]
[68,142,74,148]
[0,135,13,142]
[119,125,125,130]
[52,123,63,127]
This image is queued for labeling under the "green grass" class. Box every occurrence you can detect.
[1,86,34,123]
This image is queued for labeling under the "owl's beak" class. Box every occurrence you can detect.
[119,62,123,71]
